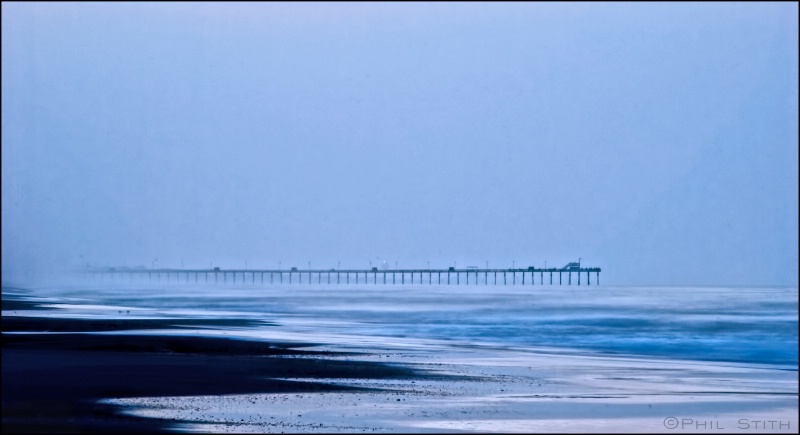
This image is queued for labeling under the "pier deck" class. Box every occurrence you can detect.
[87,267,602,286]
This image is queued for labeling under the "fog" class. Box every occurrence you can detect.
[2,2,798,286]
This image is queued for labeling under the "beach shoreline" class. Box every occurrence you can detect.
[3,289,797,433]
[1,293,458,432]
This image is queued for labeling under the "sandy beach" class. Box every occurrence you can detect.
[2,295,454,432]
[3,286,797,433]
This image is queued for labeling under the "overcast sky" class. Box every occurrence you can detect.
[2,2,797,286]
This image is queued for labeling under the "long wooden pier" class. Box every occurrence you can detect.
[86,266,601,286]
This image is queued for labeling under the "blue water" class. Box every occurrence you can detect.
[7,282,798,367]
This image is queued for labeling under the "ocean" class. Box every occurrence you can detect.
[8,280,797,367]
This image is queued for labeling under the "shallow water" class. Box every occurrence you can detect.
[8,281,797,367]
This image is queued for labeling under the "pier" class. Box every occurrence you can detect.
[86,264,602,286]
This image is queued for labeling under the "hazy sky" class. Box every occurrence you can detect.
[2,2,798,286]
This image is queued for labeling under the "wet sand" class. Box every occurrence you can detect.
[1,296,458,433]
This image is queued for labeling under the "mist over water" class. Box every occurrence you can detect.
[9,281,797,367]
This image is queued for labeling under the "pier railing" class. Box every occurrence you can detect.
[83,267,602,286]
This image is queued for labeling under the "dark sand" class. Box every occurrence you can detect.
[2,295,454,433]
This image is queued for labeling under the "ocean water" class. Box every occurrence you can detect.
[7,280,798,367]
